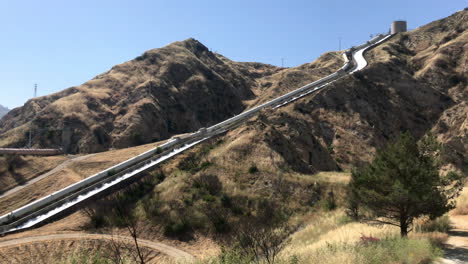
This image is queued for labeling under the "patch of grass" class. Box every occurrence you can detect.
[451,183,468,215]
[410,232,448,248]
[281,236,441,264]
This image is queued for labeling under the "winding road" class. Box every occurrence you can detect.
[0,232,194,261]
[0,154,95,200]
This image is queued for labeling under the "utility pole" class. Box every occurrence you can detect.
[28,83,37,148]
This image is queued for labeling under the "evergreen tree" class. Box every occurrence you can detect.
[348,132,463,236]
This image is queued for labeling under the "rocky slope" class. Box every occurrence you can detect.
[0,105,8,119]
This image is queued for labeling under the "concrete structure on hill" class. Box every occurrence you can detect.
[391,21,407,34]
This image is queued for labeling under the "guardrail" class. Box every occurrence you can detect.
[0,33,391,235]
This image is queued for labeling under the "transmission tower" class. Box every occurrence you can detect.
[34,84,37,98]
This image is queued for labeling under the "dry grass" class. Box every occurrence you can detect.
[0,123,30,147]
[451,183,468,215]
[0,141,161,215]
[410,232,449,247]
[282,210,399,258]
[0,238,161,264]
[0,155,68,194]
[280,210,443,264]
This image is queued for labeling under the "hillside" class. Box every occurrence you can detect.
[0,9,466,264]
[0,39,347,155]
[0,39,282,153]
[0,105,8,119]
[207,9,467,174]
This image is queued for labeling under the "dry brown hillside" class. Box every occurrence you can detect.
[0,11,466,174]
[0,39,282,153]
[208,9,467,173]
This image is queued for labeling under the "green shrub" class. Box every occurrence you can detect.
[152,171,165,182]
[199,161,212,170]
[415,215,452,233]
[320,190,337,211]
[193,174,223,195]
[248,165,259,174]
[164,220,191,236]
[203,194,216,202]
[6,155,24,172]
[131,132,144,145]
[221,194,232,208]
[212,216,230,233]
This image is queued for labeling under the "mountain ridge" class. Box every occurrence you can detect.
[0,10,466,172]
[0,105,8,119]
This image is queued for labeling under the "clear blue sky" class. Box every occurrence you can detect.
[0,0,465,109]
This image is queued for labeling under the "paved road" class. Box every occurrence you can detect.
[0,154,95,200]
[0,232,194,261]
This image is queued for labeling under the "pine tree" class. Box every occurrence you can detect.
[348,132,463,237]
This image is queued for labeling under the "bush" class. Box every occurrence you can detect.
[221,194,232,208]
[414,215,452,233]
[248,165,259,174]
[164,220,191,237]
[155,147,163,154]
[212,216,231,234]
[83,207,108,228]
[193,174,223,195]
[131,132,144,145]
[151,171,165,183]
[202,194,216,202]
[323,190,337,211]
[5,155,24,172]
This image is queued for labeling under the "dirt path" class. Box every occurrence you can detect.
[436,215,468,264]
[0,154,95,200]
[0,232,194,261]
